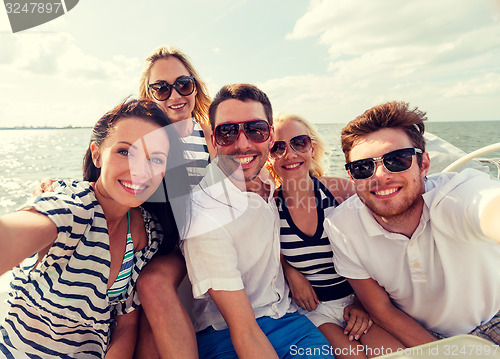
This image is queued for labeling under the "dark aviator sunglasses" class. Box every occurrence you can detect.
[148,75,195,102]
[345,147,423,180]
[270,135,312,158]
[214,120,271,146]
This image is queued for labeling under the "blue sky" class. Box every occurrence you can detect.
[1,0,499,128]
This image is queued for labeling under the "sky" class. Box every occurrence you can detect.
[1,0,499,128]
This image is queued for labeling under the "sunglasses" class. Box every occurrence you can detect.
[214,120,271,146]
[345,147,423,180]
[148,75,195,101]
[270,135,312,158]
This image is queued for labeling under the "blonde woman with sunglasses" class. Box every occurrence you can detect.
[268,114,404,358]
[138,46,216,185]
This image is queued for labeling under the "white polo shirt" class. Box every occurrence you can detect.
[325,169,500,337]
[182,160,294,332]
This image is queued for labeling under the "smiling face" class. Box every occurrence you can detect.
[91,117,170,208]
[148,57,197,123]
[211,99,274,191]
[269,119,313,182]
[348,127,430,222]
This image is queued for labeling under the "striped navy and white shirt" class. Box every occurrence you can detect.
[277,176,353,302]
[0,181,163,358]
[183,120,210,188]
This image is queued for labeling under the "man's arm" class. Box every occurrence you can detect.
[348,278,437,347]
[480,194,500,244]
[208,289,278,359]
[136,249,197,359]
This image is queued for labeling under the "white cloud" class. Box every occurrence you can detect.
[280,0,500,122]
[443,73,500,97]
[0,30,142,128]
[261,74,366,124]
[1,32,141,82]
[2,0,499,128]
[288,0,497,55]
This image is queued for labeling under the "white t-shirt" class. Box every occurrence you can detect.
[182,160,294,332]
[324,169,500,337]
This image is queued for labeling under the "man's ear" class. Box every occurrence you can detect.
[268,126,275,149]
[90,142,101,168]
[420,151,431,178]
[211,133,217,151]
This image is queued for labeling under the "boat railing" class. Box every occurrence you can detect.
[442,142,500,179]
[477,158,500,179]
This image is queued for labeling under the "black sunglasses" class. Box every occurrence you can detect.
[148,75,195,101]
[214,120,271,146]
[345,147,423,180]
[270,135,312,158]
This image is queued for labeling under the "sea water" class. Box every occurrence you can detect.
[0,128,90,215]
[1,121,499,215]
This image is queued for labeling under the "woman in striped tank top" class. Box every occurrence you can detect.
[0,99,190,358]
[135,46,215,358]
[268,114,404,358]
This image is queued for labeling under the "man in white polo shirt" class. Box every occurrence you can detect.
[182,84,333,358]
[324,101,500,348]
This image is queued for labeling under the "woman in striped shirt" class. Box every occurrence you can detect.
[29,46,213,358]
[0,99,189,358]
[268,114,404,358]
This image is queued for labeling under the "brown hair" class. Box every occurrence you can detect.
[208,84,273,130]
[82,98,174,182]
[138,46,211,125]
[82,98,190,254]
[341,101,427,163]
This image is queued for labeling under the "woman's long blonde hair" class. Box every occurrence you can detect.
[138,46,211,125]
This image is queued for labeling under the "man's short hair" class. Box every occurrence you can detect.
[208,84,273,130]
[341,101,427,163]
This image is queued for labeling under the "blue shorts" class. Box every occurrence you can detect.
[196,312,334,359]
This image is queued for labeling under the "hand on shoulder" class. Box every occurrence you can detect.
[32,178,59,196]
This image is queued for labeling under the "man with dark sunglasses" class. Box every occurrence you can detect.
[181,84,334,358]
[324,101,500,348]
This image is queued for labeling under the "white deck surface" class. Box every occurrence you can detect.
[378,334,499,358]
